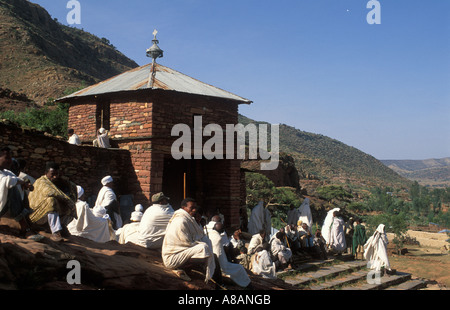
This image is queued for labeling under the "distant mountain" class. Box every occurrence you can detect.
[381,158,450,188]
[239,115,411,193]
[0,0,139,104]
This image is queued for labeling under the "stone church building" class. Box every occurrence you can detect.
[57,53,252,227]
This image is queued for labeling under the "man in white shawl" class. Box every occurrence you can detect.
[248,229,267,255]
[93,176,122,230]
[364,224,395,274]
[328,211,346,254]
[209,222,251,288]
[271,231,293,271]
[137,193,174,249]
[252,243,277,279]
[67,186,114,243]
[298,198,313,228]
[162,198,216,283]
[93,128,110,148]
[248,200,271,240]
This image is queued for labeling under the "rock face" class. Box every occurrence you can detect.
[0,218,294,290]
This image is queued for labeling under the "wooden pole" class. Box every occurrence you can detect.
[183,172,186,199]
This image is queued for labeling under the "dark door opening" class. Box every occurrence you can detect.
[162,157,199,210]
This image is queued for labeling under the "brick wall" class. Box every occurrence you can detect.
[66,90,245,228]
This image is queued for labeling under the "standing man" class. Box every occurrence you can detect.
[162,198,217,283]
[94,176,122,230]
[28,161,77,241]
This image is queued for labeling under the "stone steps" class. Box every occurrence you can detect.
[278,254,427,290]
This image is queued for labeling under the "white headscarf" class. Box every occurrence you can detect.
[130,204,144,222]
[77,185,84,200]
[101,176,113,186]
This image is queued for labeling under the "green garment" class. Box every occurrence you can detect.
[352,224,367,255]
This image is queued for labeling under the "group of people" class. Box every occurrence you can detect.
[68,128,110,148]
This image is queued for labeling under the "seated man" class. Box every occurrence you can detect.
[137,193,174,249]
[28,162,77,241]
[162,198,216,282]
[298,222,314,249]
[209,222,251,288]
[271,231,293,271]
[251,243,277,279]
[247,229,267,255]
[67,186,114,243]
[0,147,36,238]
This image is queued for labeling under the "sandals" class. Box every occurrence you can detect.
[173,269,191,281]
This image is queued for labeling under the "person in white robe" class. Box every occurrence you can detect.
[298,198,313,228]
[93,128,110,148]
[248,200,271,240]
[251,243,277,279]
[67,186,114,242]
[248,230,267,255]
[161,198,216,283]
[271,231,293,270]
[137,193,174,249]
[209,222,251,288]
[364,224,395,274]
[116,204,144,245]
[93,176,122,229]
[322,207,340,245]
[328,211,346,254]
[67,129,81,146]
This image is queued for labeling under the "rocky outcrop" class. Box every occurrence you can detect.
[0,218,294,290]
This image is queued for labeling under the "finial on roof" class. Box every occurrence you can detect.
[146,29,164,61]
[146,29,164,88]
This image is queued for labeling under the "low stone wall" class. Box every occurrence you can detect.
[0,121,143,210]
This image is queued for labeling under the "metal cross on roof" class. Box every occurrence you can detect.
[146,29,164,88]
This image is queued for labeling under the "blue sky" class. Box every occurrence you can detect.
[32,0,450,160]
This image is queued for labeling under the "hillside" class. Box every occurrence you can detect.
[0,0,139,104]
[238,114,412,194]
[381,158,450,188]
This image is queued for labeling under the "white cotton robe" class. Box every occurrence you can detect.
[0,169,19,213]
[251,250,277,279]
[67,200,114,243]
[137,203,174,249]
[162,208,215,282]
[322,208,340,244]
[271,238,292,262]
[94,186,122,228]
[329,216,347,252]
[248,201,271,238]
[209,230,251,287]
[364,224,391,271]
[117,222,140,245]
[298,198,313,228]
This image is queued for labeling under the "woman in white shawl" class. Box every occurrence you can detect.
[162,198,215,283]
[248,200,271,239]
[251,243,277,279]
[328,211,346,253]
[322,207,340,245]
[364,224,395,274]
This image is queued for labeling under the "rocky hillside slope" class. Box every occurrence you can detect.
[0,0,138,104]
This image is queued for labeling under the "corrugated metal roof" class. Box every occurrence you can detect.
[57,63,252,104]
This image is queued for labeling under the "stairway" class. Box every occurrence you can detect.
[277,254,428,290]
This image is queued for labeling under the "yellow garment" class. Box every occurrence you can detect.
[28,176,77,223]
